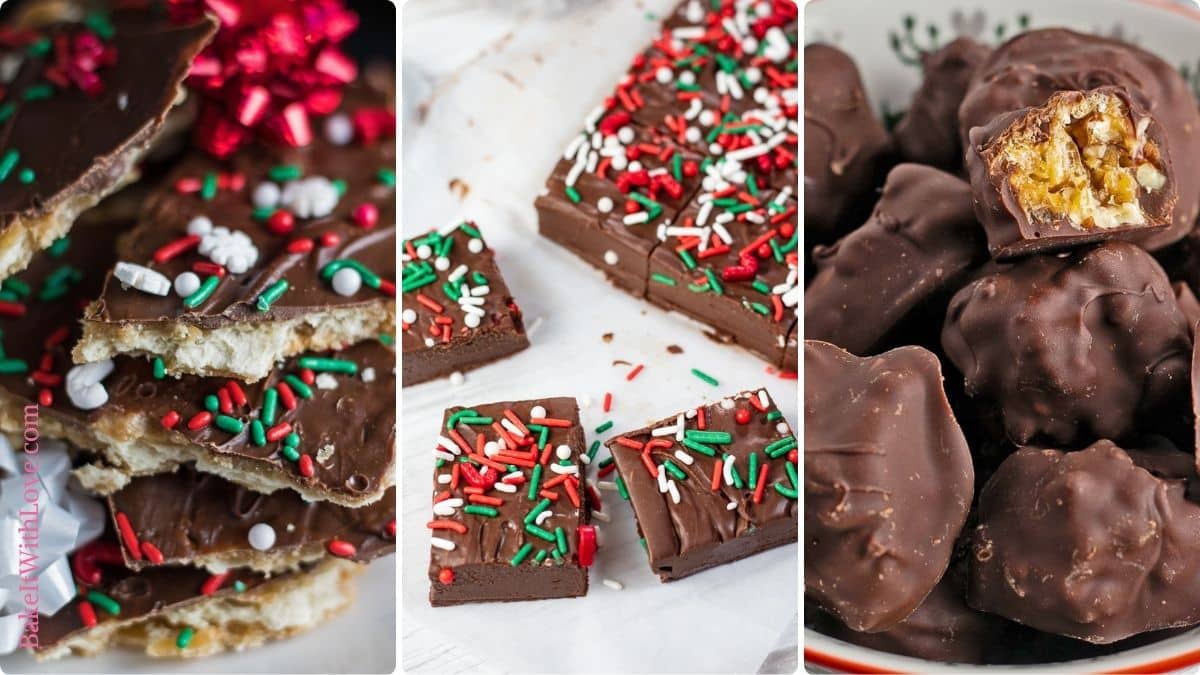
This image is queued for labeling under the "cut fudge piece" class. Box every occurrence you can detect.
[401,222,529,386]
[73,84,396,382]
[606,388,797,581]
[0,8,216,282]
[107,465,396,573]
[646,186,797,363]
[536,120,703,295]
[38,540,360,660]
[428,397,592,606]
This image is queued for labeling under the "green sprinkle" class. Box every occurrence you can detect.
[332,179,347,196]
[204,395,219,412]
[376,168,396,187]
[551,548,564,563]
[724,454,744,489]
[663,459,687,481]
[528,464,543,500]
[774,483,799,499]
[0,149,19,181]
[321,259,381,289]
[261,388,278,426]
[650,273,677,286]
[233,580,246,592]
[86,591,120,616]
[678,248,697,270]
[269,164,302,181]
[282,446,301,462]
[524,498,552,524]
[748,452,759,489]
[176,626,195,649]
[0,290,15,302]
[746,301,770,316]
[285,432,300,448]
[751,280,771,295]
[510,543,534,566]
[284,374,313,399]
[445,409,478,430]
[252,205,276,220]
[785,461,798,488]
[1,279,29,298]
[456,223,481,239]
[681,438,718,456]
[250,419,266,447]
[297,356,357,374]
[587,440,601,461]
[686,430,732,444]
[746,175,760,197]
[0,358,29,375]
[526,523,556,542]
[464,505,499,517]
[555,526,568,554]
[457,416,494,426]
[471,271,488,286]
[616,476,629,500]
[183,275,220,308]
[769,238,784,264]
[215,415,244,434]
[200,171,218,200]
[0,102,15,123]
[533,549,549,564]
[765,436,797,459]
[594,420,613,434]
[598,457,614,469]
[46,236,69,258]
[703,268,724,295]
[152,357,165,380]
[378,333,394,346]
[17,168,33,184]
[27,37,51,56]
[766,410,782,422]
[565,185,581,203]
[256,279,289,312]
[672,153,683,182]
[691,368,719,386]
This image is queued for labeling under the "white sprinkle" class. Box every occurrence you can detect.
[555,444,572,460]
[450,371,465,386]
[430,537,456,551]
[674,450,694,465]
[402,308,417,324]
[550,463,579,475]
[248,523,276,551]
[494,481,518,494]
[416,244,433,259]
[617,126,636,144]
[361,367,376,383]
[468,238,485,253]
[280,176,340,218]
[437,435,461,454]
[116,92,128,110]
[530,405,547,418]
[114,262,171,296]
[657,466,668,492]
[314,373,339,390]
[324,113,354,145]
[726,501,738,511]
[597,196,614,213]
[535,510,553,526]
[685,126,701,143]
[563,133,587,160]
[699,109,716,126]
[776,422,790,435]
[651,425,678,437]
[720,398,735,410]
[173,271,201,298]
[675,414,686,441]
[678,70,696,86]
[623,212,649,226]
[580,454,591,465]
[252,182,281,209]
[424,337,436,347]
[447,264,468,283]
[603,250,619,265]
[655,66,673,84]
[331,267,362,296]
[433,450,456,462]
[434,256,450,271]
[667,480,681,504]
[463,313,481,328]
[437,473,452,484]
[603,578,624,590]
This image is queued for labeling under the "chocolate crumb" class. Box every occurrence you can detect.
[667,345,683,354]
[449,178,470,200]
[601,332,613,342]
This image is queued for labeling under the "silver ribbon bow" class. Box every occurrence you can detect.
[0,434,104,653]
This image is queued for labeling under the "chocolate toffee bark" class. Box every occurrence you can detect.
[959,28,1200,251]
[73,88,397,382]
[401,222,529,386]
[804,43,891,246]
[969,441,1200,643]
[107,466,396,573]
[39,537,360,660]
[536,120,703,296]
[428,397,592,606]
[941,241,1191,447]
[805,341,973,633]
[966,88,1175,259]
[893,38,991,173]
[0,7,215,281]
[645,188,797,364]
[805,164,984,356]
[606,388,797,582]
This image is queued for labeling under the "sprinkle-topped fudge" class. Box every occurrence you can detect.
[606,388,797,581]
[401,221,530,386]
[428,397,593,606]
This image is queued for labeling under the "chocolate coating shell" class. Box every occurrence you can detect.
[894,38,991,173]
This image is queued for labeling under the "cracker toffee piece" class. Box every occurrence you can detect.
[428,397,592,606]
[646,188,798,365]
[0,7,216,282]
[805,163,984,356]
[893,37,991,172]
[969,441,1200,643]
[805,341,974,633]
[967,87,1175,259]
[401,222,529,386]
[107,466,396,573]
[606,388,798,582]
[38,539,361,660]
[73,88,396,382]
[941,241,1191,448]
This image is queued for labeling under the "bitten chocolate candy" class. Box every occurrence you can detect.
[805,340,973,632]
[805,163,984,355]
[804,44,891,246]
[894,38,991,173]
[966,87,1175,259]
[969,441,1200,643]
[941,241,1191,447]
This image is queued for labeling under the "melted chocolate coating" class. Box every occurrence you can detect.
[428,397,588,606]
[969,441,1200,643]
[805,163,984,355]
[108,465,395,569]
[805,341,973,633]
[607,389,798,582]
[401,223,528,386]
[804,43,891,246]
[959,29,1200,250]
[893,38,991,173]
[0,9,215,230]
[941,241,1191,447]
[965,88,1176,259]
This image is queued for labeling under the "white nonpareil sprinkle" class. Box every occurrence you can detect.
[174,271,201,298]
[597,196,614,213]
[65,360,114,410]
[726,501,738,511]
[324,113,354,145]
[603,578,624,590]
[434,256,450,271]
[401,309,417,324]
[281,176,339,218]
[252,181,281,209]
[776,422,790,435]
[449,371,465,386]
[530,405,547,419]
[331,267,362,296]
[114,262,171,296]
[248,523,276,551]
[314,373,339,390]
[719,398,735,410]
[116,92,128,110]
[430,537,456,551]
[362,367,377,383]
[198,226,259,274]
[467,238,485,254]
[603,250,618,265]
[187,215,214,236]
[555,444,572,460]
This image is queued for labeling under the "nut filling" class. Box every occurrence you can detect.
[1000,91,1168,230]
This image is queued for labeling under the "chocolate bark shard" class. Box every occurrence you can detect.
[967,88,1175,260]
[969,441,1200,644]
[73,87,396,382]
[400,222,529,386]
[804,43,892,247]
[959,28,1200,251]
[805,341,973,633]
[606,388,798,582]
[805,163,985,356]
[428,397,589,606]
[107,466,396,573]
[941,241,1191,448]
[646,189,798,364]
[0,8,216,282]
[893,38,991,173]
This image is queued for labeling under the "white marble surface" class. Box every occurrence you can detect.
[400,1,798,673]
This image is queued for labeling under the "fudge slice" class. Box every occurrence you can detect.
[107,466,396,573]
[646,187,797,363]
[73,85,396,382]
[401,222,529,386]
[428,397,593,606]
[0,8,215,282]
[536,120,703,295]
[606,388,797,581]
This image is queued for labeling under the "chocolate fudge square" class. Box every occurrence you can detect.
[428,397,593,606]
[607,389,797,581]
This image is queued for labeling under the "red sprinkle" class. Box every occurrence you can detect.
[386,519,396,537]
[201,571,230,596]
[193,261,227,278]
[287,238,315,254]
[38,389,52,407]
[187,411,213,430]
[625,364,644,381]
[300,368,315,385]
[226,381,247,407]
[44,325,70,349]
[298,454,315,477]
[753,463,769,504]
[438,567,455,584]
[276,382,297,410]
[266,210,296,235]
[577,525,596,566]
[161,410,181,430]
[77,601,97,628]
[114,512,142,561]
[30,371,61,387]
[327,539,356,557]
[318,232,341,248]
[735,408,751,424]
[0,301,26,318]
[266,422,292,442]
[153,235,201,264]
[141,541,164,565]
[603,392,612,412]
[217,387,233,414]
[353,202,379,228]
